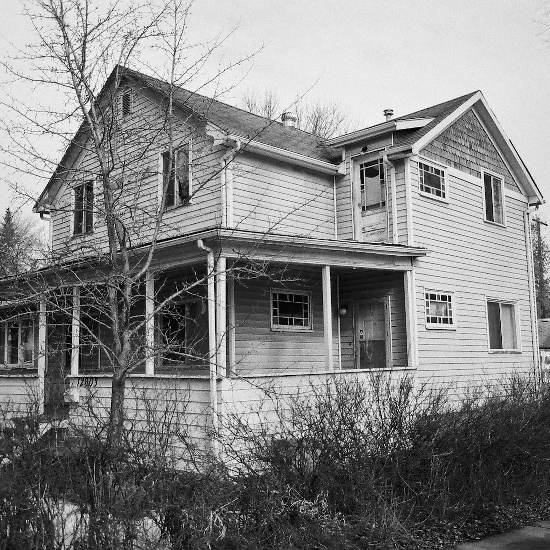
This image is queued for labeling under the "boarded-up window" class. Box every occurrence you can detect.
[487,300,518,350]
[419,162,446,199]
[359,159,386,212]
[425,291,454,327]
[271,290,312,330]
[484,173,504,224]
[73,181,94,235]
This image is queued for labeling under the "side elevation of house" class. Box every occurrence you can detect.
[0,66,543,452]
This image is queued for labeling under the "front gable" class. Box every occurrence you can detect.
[420,108,521,194]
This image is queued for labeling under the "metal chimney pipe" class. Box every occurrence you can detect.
[383,109,394,122]
[281,112,297,128]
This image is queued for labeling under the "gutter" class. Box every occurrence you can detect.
[197,239,219,455]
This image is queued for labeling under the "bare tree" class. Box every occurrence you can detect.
[240,89,356,138]
[0,0,258,446]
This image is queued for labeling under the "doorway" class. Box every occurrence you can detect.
[355,298,391,369]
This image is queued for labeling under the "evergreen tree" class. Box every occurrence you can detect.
[532,216,550,318]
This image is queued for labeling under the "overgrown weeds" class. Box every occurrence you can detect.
[2,374,550,548]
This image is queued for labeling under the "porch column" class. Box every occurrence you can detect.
[322,265,334,371]
[216,256,227,375]
[145,271,155,376]
[404,269,418,368]
[38,295,47,415]
[71,286,80,376]
[227,263,236,376]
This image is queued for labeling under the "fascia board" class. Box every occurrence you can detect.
[394,118,434,130]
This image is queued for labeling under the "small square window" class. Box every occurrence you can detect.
[419,162,446,199]
[484,172,504,225]
[425,291,454,328]
[487,300,518,350]
[271,290,312,331]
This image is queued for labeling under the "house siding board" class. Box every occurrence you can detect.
[0,376,39,413]
[233,269,339,375]
[338,271,407,369]
[232,153,335,238]
[49,89,222,256]
[394,161,408,245]
[410,161,533,385]
[420,108,521,193]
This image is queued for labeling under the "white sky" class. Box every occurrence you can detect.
[1,0,550,227]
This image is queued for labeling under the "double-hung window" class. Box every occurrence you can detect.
[425,291,455,328]
[483,172,504,225]
[0,317,35,367]
[271,290,312,331]
[359,158,386,213]
[487,300,518,351]
[162,145,191,208]
[419,162,446,199]
[73,181,94,235]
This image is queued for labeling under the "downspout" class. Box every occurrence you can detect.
[197,239,219,454]
[383,154,399,244]
[524,209,540,382]
[221,138,242,228]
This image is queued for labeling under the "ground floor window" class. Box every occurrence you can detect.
[425,291,455,328]
[0,317,35,367]
[271,289,312,331]
[487,300,518,350]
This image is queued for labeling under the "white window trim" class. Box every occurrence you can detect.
[71,179,96,237]
[0,317,36,368]
[158,139,193,210]
[486,298,521,353]
[482,169,506,227]
[424,289,456,330]
[418,158,449,203]
[270,289,313,332]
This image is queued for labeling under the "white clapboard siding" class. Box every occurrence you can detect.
[0,375,40,417]
[233,269,339,375]
[409,158,534,387]
[50,88,222,257]
[335,157,354,240]
[232,153,336,239]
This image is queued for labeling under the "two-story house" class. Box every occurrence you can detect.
[0,66,543,450]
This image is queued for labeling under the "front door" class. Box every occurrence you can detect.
[355,298,390,369]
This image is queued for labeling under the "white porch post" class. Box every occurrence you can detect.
[216,256,227,375]
[71,286,80,376]
[38,295,47,415]
[145,271,155,376]
[227,263,236,376]
[322,265,334,371]
[404,269,418,368]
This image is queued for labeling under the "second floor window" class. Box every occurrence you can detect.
[359,158,386,212]
[73,181,94,235]
[162,145,191,208]
[419,162,446,199]
[484,172,504,224]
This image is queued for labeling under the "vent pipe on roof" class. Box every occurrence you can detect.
[281,112,297,128]
[383,109,394,122]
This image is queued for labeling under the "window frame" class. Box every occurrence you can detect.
[486,298,521,353]
[72,180,94,236]
[418,159,448,202]
[160,142,193,210]
[356,155,387,215]
[482,169,506,227]
[0,316,36,368]
[424,290,456,330]
[270,289,313,332]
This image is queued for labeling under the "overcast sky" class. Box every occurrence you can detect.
[1,0,550,226]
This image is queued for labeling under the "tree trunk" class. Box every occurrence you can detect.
[107,370,126,448]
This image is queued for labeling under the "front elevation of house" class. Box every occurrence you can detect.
[0,67,543,451]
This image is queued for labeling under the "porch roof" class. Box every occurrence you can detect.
[149,228,428,271]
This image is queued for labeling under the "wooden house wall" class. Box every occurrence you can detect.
[233,269,339,375]
[420,107,521,193]
[0,375,39,417]
[232,153,336,239]
[49,85,223,256]
[338,270,408,369]
[409,158,534,388]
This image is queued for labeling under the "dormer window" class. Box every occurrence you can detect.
[359,158,386,212]
[162,145,191,208]
[73,181,94,235]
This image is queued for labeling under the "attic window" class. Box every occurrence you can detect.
[121,87,131,117]
[419,162,446,199]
